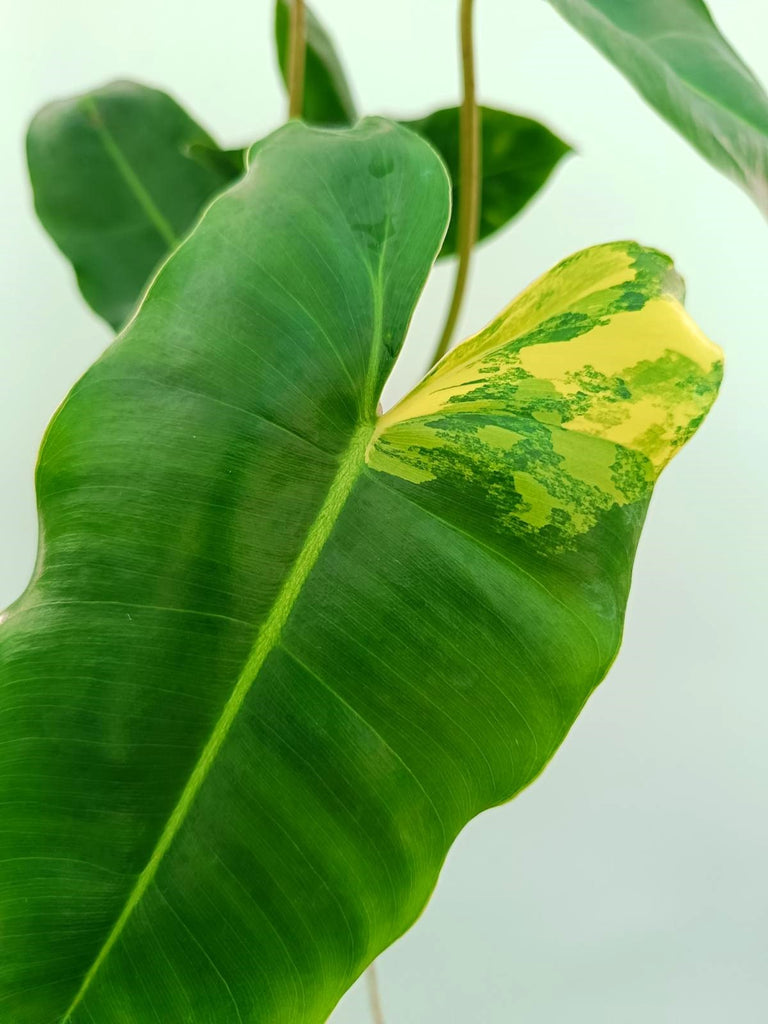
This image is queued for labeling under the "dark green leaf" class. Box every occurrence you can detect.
[547,0,768,214]
[186,142,247,178]
[274,0,356,125]
[27,80,243,329]
[1,120,721,1023]
[403,105,571,257]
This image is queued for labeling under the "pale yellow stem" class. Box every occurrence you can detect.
[365,962,386,1024]
[432,0,480,366]
[287,0,307,119]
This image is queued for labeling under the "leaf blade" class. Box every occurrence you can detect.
[373,241,722,551]
[403,106,571,256]
[27,80,242,329]
[547,0,768,213]
[3,125,721,1023]
[274,0,357,125]
[3,117,449,1024]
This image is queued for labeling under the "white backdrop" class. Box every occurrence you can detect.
[2,1,767,1021]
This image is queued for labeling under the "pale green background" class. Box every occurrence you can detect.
[1,1,767,1021]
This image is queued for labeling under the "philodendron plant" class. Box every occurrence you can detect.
[2,1,764,1022]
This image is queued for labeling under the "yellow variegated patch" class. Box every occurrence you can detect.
[367,241,723,550]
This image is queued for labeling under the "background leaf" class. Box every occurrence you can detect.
[274,0,357,125]
[27,80,242,329]
[185,142,247,178]
[546,0,768,214]
[403,106,571,256]
[1,118,721,1023]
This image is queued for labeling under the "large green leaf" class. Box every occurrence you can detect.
[1,119,721,1023]
[547,0,768,214]
[403,106,571,256]
[27,80,242,330]
[274,0,357,125]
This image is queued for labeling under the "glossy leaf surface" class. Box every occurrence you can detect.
[275,0,356,125]
[403,106,571,256]
[547,0,768,213]
[27,80,242,329]
[1,120,721,1024]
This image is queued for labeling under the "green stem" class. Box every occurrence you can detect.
[432,0,480,366]
[365,963,386,1024]
[287,0,307,119]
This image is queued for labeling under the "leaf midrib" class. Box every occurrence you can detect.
[61,417,374,1022]
[82,96,180,250]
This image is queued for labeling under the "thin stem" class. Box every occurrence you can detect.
[287,0,307,119]
[365,963,386,1024]
[432,0,480,366]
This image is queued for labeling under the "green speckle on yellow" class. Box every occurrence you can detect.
[367,241,723,551]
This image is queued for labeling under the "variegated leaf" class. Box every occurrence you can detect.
[2,122,721,1023]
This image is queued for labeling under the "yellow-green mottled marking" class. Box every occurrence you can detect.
[367,242,722,551]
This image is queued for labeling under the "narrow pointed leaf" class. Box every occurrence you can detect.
[27,80,243,329]
[1,119,721,1024]
[403,106,571,257]
[547,0,768,214]
[274,0,357,125]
